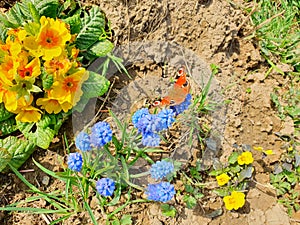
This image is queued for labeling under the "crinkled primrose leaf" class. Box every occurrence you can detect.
[74,71,110,112]
[75,6,106,50]
[0,136,35,172]
[17,113,65,149]
[0,117,17,136]
[0,103,14,122]
[89,40,114,57]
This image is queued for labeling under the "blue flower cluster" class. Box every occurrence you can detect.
[132,108,175,147]
[75,131,92,152]
[150,160,174,180]
[146,182,176,202]
[74,121,113,151]
[96,177,116,197]
[67,152,83,172]
[90,121,113,148]
[68,121,113,172]
[132,94,191,147]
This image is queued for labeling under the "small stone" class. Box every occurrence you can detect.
[231,212,239,218]
[41,176,50,186]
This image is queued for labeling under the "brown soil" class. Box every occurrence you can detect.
[1,0,299,224]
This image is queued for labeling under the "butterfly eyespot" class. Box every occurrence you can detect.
[178,68,184,75]
[153,101,161,106]
[169,100,176,105]
[182,81,189,87]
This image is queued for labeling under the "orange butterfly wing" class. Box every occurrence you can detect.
[153,67,190,107]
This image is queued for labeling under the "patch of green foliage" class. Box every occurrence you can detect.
[250,0,300,73]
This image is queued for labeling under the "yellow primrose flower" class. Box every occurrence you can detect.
[37,93,73,114]
[22,35,43,58]
[216,173,230,186]
[44,57,72,78]
[18,58,41,79]
[15,105,42,123]
[51,68,88,105]
[0,55,19,83]
[36,16,71,60]
[223,191,245,210]
[9,95,42,123]
[237,151,254,165]
[0,82,5,102]
[2,90,18,112]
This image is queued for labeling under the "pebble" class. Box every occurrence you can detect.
[41,176,50,186]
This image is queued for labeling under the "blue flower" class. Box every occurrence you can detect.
[170,94,192,115]
[136,114,163,134]
[75,131,92,151]
[157,109,175,129]
[90,121,112,148]
[150,160,174,180]
[132,108,150,128]
[146,182,176,202]
[96,178,116,197]
[142,132,160,147]
[67,152,83,172]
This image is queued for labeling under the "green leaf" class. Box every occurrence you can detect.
[120,215,132,225]
[17,114,64,149]
[213,189,228,197]
[28,2,40,24]
[183,195,197,209]
[73,71,110,112]
[0,103,14,122]
[0,25,7,43]
[83,71,110,98]
[0,117,17,136]
[34,0,59,18]
[238,166,253,182]
[41,71,54,90]
[75,6,106,50]
[0,148,12,172]
[230,164,241,174]
[88,39,114,57]
[63,13,81,34]
[161,204,177,217]
[0,136,36,171]
[228,152,239,164]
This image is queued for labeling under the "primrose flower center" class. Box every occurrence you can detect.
[40,29,60,48]
[63,77,78,92]
[19,68,32,78]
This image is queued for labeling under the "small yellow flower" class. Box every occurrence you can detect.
[253,146,273,155]
[237,151,254,165]
[216,173,230,186]
[223,191,245,210]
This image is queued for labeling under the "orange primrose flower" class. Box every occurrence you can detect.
[18,58,41,79]
[44,57,72,78]
[36,16,71,60]
[51,68,88,105]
